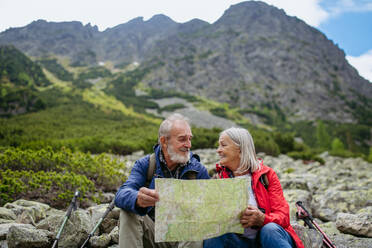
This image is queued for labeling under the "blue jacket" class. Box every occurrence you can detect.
[115,145,210,215]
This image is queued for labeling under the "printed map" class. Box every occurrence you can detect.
[154,178,250,242]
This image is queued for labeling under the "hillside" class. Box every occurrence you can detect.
[0,45,50,116]
[0,2,371,126]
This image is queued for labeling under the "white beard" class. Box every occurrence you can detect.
[167,145,190,164]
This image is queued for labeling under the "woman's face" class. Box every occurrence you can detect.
[217,133,241,172]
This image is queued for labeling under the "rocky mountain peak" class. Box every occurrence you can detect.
[147,14,176,25]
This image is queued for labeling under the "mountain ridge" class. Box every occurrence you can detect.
[0,1,371,124]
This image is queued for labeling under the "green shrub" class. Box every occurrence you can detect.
[368,147,372,163]
[37,58,74,81]
[284,168,295,174]
[251,131,280,156]
[329,149,356,158]
[159,103,185,113]
[287,150,325,164]
[273,132,294,154]
[331,138,344,153]
[0,147,128,207]
[0,169,94,208]
[316,120,331,149]
[192,127,221,149]
[210,107,228,118]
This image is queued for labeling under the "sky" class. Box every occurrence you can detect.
[0,0,371,82]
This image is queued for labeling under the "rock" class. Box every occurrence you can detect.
[312,188,372,221]
[45,208,65,217]
[0,219,14,225]
[292,223,323,248]
[283,190,312,221]
[336,212,372,237]
[280,178,310,191]
[16,210,37,225]
[0,223,34,241]
[1,152,372,247]
[0,208,16,221]
[4,199,50,224]
[37,209,93,248]
[90,233,111,248]
[331,233,372,248]
[97,193,115,204]
[36,211,65,231]
[6,225,52,248]
[109,226,119,244]
[88,205,119,234]
[0,240,8,248]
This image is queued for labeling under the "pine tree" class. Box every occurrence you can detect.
[368,147,372,163]
[331,138,344,153]
[316,120,331,150]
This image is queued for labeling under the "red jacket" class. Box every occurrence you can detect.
[217,163,304,248]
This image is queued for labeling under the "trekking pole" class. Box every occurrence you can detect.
[80,199,116,248]
[52,190,80,248]
[295,201,337,248]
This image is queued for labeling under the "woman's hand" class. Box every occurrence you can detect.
[240,205,265,228]
[136,187,159,208]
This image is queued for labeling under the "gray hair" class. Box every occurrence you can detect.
[158,113,190,142]
[221,127,261,173]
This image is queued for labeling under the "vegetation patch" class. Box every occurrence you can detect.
[0,147,127,208]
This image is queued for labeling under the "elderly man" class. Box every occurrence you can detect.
[115,113,210,248]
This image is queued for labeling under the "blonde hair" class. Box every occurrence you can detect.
[221,127,261,174]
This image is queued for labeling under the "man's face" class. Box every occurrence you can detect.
[163,120,192,165]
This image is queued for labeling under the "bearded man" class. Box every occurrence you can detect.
[115,113,210,248]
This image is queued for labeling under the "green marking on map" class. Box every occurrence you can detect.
[155,178,250,242]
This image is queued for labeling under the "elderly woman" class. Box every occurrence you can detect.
[203,127,304,248]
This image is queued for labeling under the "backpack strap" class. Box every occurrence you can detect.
[259,173,269,189]
[145,153,156,188]
[146,153,199,186]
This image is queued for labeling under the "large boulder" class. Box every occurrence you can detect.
[4,200,50,224]
[90,233,111,248]
[311,188,372,221]
[109,226,119,244]
[37,209,93,248]
[0,208,16,221]
[292,223,323,248]
[283,189,312,221]
[336,211,372,237]
[0,223,34,240]
[87,204,119,234]
[6,225,52,248]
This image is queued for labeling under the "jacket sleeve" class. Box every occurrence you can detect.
[262,169,290,228]
[114,156,151,216]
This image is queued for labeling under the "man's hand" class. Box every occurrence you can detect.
[240,205,265,228]
[136,187,159,208]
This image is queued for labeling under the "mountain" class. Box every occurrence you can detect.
[0,1,371,125]
[0,20,100,66]
[99,14,180,64]
[0,45,49,116]
[141,1,372,124]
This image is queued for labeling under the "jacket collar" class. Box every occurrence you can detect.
[251,159,270,183]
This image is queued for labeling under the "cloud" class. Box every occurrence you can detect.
[263,0,372,27]
[346,50,372,83]
[322,0,372,18]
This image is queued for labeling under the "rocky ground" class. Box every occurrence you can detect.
[0,150,371,248]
